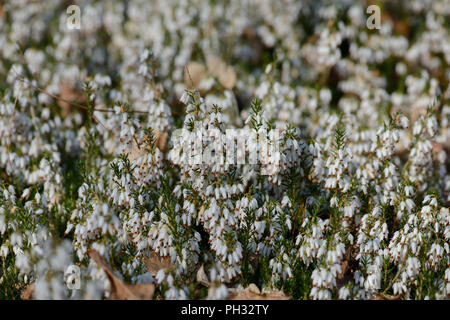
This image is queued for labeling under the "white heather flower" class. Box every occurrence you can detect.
[180,91,190,104]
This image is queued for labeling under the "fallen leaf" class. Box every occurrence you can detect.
[371,293,402,300]
[58,82,87,118]
[127,139,143,162]
[196,265,210,287]
[381,12,410,37]
[241,28,264,65]
[153,128,169,153]
[185,62,207,89]
[127,128,169,162]
[197,205,205,221]
[432,141,449,155]
[247,283,260,295]
[218,65,236,90]
[206,56,227,78]
[207,56,236,89]
[89,249,155,300]
[228,284,290,300]
[144,251,173,276]
[22,283,35,300]
[339,260,348,280]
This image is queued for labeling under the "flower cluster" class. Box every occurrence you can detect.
[0,0,449,300]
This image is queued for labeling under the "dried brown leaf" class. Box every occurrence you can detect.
[206,56,226,78]
[185,62,207,89]
[247,283,260,295]
[339,260,349,280]
[196,265,210,287]
[22,283,35,300]
[432,141,448,155]
[207,56,236,89]
[89,249,155,300]
[228,284,290,300]
[197,205,205,221]
[127,128,169,162]
[144,251,173,276]
[58,82,87,118]
[153,128,169,153]
[371,293,402,300]
[218,65,236,90]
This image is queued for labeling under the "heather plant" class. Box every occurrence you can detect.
[0,0,449,300]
